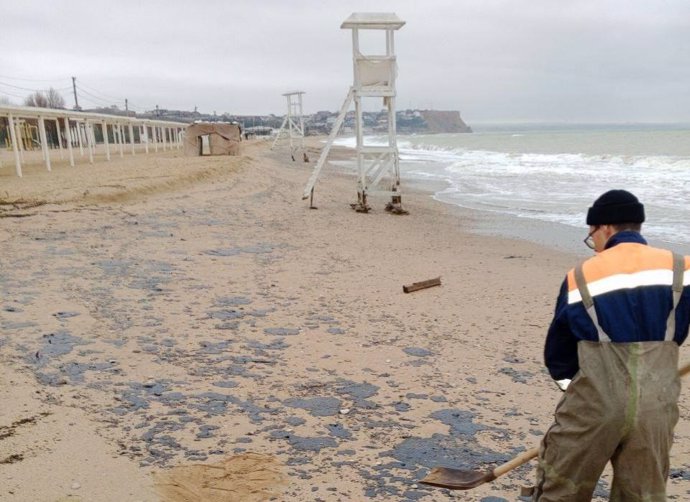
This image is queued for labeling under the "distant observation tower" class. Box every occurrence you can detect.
[272,90,306,161]
[303,12,407,214]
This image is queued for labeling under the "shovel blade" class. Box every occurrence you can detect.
[419,466,496,490]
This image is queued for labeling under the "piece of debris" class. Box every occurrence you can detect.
[403,277,441,293]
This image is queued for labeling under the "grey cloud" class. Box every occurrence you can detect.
[2,0,690,122]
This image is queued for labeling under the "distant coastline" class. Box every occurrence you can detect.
[74,105,473,135]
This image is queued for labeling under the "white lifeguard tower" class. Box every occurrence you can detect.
[303,12,406,213]
[272,90,306,161]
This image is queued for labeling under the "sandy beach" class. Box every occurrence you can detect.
[1,139,689,502]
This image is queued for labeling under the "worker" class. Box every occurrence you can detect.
[534,189,690,501]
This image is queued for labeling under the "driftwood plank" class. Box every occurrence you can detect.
[403,277,441,293]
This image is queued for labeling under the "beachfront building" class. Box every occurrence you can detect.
[303,12,406,213]
[271,91,306,161]
[183,122,241,156]
[0,104,185,177]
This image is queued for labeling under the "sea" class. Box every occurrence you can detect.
[332,123,690,255]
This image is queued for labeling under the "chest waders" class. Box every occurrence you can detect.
[534,254,685,502]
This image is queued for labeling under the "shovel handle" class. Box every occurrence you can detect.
[492,361,690,480]
[680,361,690,378]
[493,446,539,478]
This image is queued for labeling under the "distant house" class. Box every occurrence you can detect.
[183,122,241,156]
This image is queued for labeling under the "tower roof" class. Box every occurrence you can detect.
[341,12,405,30]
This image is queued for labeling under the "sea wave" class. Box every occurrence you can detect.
[331,133,690,246]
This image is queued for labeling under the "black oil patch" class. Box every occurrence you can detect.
[336,381,379,401]
[498,367,534,384]
[53,311,80,320]
[36,360,113,385]
[264,327,300,336]
[403,347,433,357]
[285,416,306,427]
[284,397,342,417]
[213,380,239,389]
[33,331,89,364]
[246,339,290,351]
[270,430,338,452]
[364,408,515,499]
[326,423,352,440]
[1,321,37,331]
[215,296,252,305]
[670,467,690,481]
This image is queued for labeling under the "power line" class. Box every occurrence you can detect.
[77,80,127,102]
[78,81,159,112]
[75,83,152,111]
[0,80,72,93]
[0,75,161,114]
[0,80,49,92]
[76,87,152,112]
[0,74,70,83]
[0,89,27,100]
[0,77,126,107]
[76,85,119,105]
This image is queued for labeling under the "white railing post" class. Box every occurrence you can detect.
[15,120,25,163]
[55,118,64,159]
[86,121,94,164]
[128,123,135,155]
[89,122,97,155]
[102,121,110,161]
[118,124,124,157]
[38,116,52,171]
[76,122,84,156]
[7,114,22,177]
[63,117,75,167]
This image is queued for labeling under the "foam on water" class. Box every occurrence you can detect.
[333,127,690,247]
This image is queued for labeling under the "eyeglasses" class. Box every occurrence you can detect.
[584,227,599,250]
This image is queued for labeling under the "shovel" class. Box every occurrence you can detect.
[421,446,539,490]
[420,361,690,491]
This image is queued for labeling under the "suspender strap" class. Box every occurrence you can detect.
[574,263,611,342]
[665,253,686,342]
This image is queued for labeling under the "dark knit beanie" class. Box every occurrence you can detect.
[586,189,645,225]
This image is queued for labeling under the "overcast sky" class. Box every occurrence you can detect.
[2,0,690,124]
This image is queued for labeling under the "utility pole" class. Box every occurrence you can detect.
[72,76,81,111]
[125,98,128,114]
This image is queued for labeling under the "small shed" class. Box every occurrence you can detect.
[184,122,241,156]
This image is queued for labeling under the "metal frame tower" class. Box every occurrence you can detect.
[303,12,406,213]
[272,90,306,161]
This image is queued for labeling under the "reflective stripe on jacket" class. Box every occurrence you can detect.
[545,231,690,380]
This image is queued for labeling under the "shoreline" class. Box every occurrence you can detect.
[1,140,689,501]
[327,132,690,257]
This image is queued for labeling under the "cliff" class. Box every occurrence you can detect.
[418,110,472,133]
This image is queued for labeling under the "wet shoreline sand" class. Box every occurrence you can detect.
[1,139,689,501]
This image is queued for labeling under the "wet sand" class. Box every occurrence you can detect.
[1,139,689,501]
